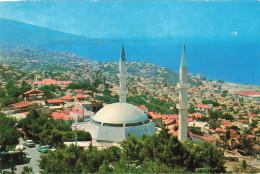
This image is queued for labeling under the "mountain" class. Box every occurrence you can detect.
[0,18,99,46]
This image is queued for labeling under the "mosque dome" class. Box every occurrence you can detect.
[81,102,156,142]
[93,103,148,125]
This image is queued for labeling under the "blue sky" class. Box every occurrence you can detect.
[0,1,259,39]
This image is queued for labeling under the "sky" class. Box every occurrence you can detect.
[0,1,260,39]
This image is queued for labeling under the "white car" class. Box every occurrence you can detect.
[24,140,35,147]
[15,144,26,150]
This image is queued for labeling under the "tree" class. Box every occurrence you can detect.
[240,135,256,156]
[226,127,231,141]
[38,125,226,173]
[19,109,74,145]
[39,85,60,99]
[0,113,19,146]
[21,166,33,174]
[202,99,220,107]
[191,142,225,173]
[188,104,196,114]
[241,160,247,173]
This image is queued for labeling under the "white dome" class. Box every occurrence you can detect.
[93,103,148,124]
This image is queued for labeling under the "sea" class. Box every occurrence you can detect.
[44,38,260,86]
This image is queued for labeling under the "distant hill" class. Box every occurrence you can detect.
[0,18,98,46]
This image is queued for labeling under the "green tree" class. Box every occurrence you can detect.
[226,127,231,141]
[0,113,19,146]
[21,166,33,174]
[241,160,247,173]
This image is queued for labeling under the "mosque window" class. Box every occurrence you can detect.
[92,120,102,125]
[103,123,123,127]
[125,122,143,127]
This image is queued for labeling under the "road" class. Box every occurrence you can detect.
[15,139,41,174]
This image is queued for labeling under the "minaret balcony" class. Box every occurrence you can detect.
[177,83,190,89]
[119,90,128,95]
[176,104,190,110]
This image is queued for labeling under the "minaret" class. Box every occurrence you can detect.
[177,43,190,142]
[118,44,128,103]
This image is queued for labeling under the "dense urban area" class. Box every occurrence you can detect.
[0,46,260,173]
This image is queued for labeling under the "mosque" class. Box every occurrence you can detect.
[78,45,156,142]
[76,44,189,143]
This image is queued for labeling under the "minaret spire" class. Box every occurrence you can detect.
[120,43,126,61]
[177,42,190,142]
[118,44,128,103]
[180,43,187,68]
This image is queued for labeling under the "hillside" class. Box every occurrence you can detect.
[0,18,98,46]
[0,18,194,85]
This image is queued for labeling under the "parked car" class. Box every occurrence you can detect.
[37,145,50,153]
[24,140,35,147]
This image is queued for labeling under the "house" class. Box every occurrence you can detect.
[238,120,249,124]
[60,95,74,102]
[46,99,65,106]
[23,89,44,101]
[234,91,260,99]
[222,120,233,128]
[75,94,86,102]
[190,113,202,119]
[33,79,72,89]
[46,99,65,111]
[189,132,217,146]
[195,104,213,113]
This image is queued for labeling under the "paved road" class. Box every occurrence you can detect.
[15,139,41,174]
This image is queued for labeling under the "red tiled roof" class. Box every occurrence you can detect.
[195,104,213,109]
[29,93,44,96]
[163,119,175,126]
[222,120,233,128]
[189,132,202,139]
[74,89,83,93]
[75,94,85,98]
[253,145,260,150]
[235,90,260,96]
[83,90,92,94]
[187,118,194,122]
[230,129,237,135]
[215,128,226,133]
[168,114,179,119]
[51,112,70,120]
[171,130,178,136]
[46,99,65,104]
[33,79,72,86]
[248,112,257,117]
[246,134,255,139]
[202,135,217,141]
[62,109,70,115]
[190,113,202,118]
[24,89,43,95]
[60,95,73,100]
[10,100,29,108]
[238,120,248,123]
[138,105,148,111]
